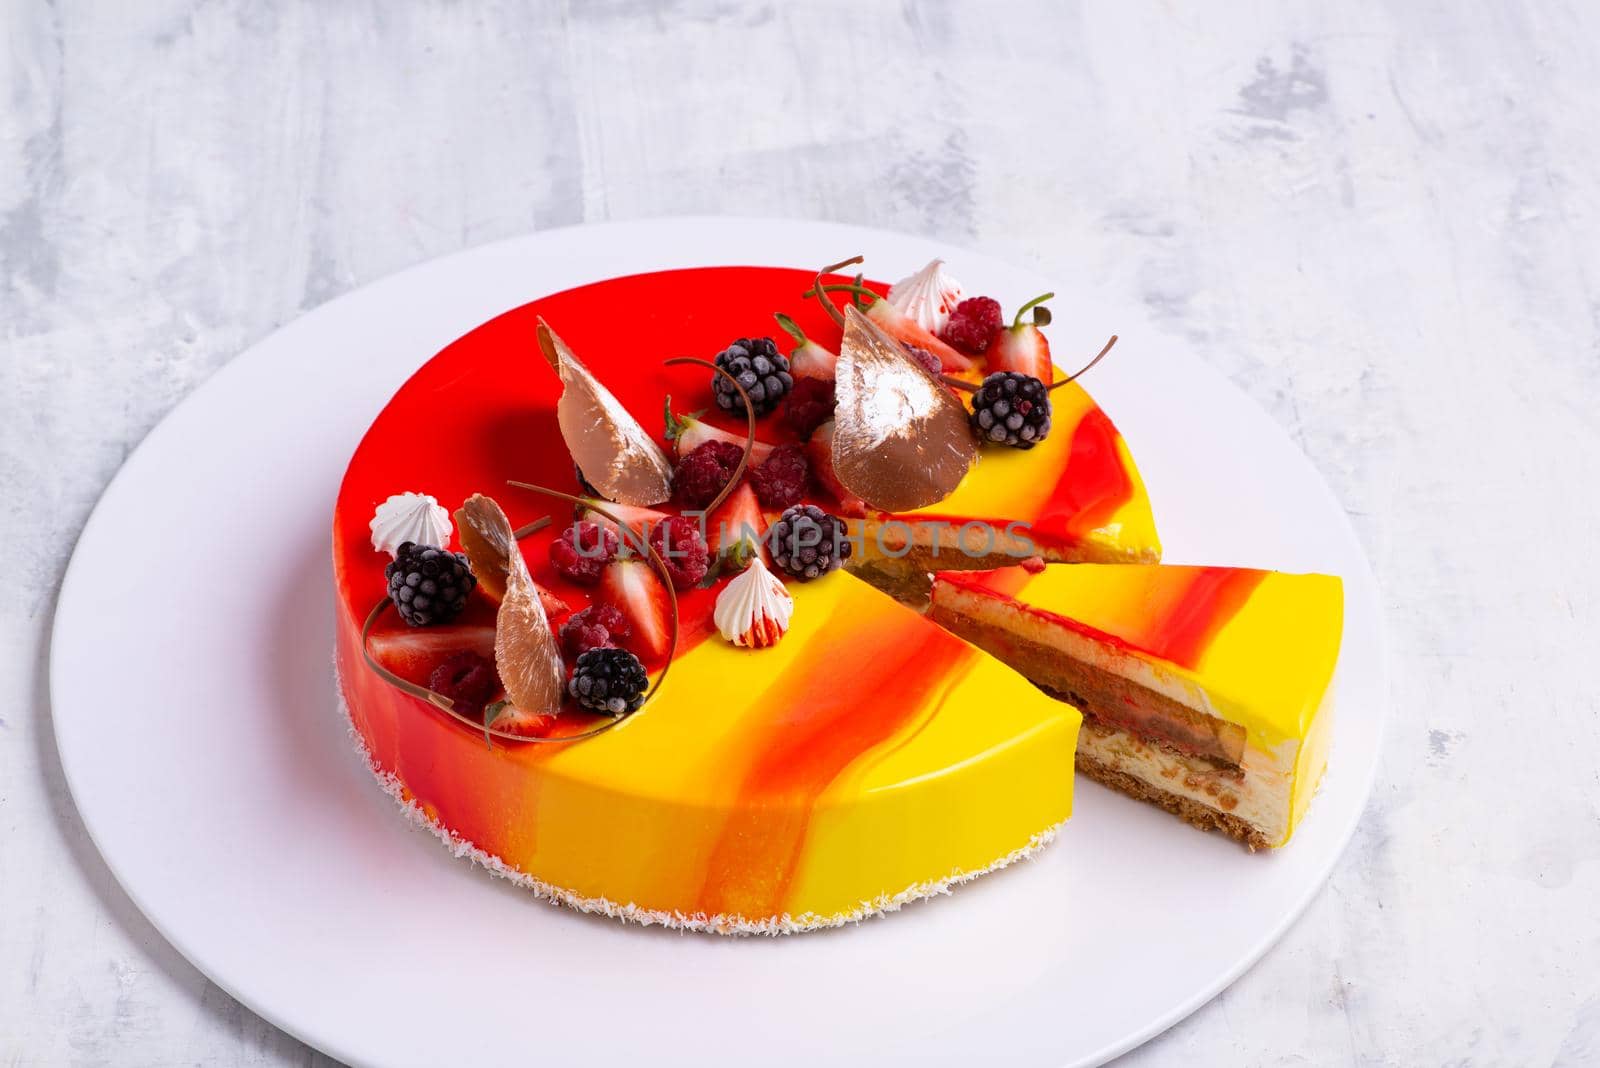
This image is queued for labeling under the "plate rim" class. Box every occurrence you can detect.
[50,215,1387,1068]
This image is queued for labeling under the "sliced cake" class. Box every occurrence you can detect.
[929,564,1343,848]
[332,263,1125,933]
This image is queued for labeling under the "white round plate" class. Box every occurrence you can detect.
[53,218,1385,1067]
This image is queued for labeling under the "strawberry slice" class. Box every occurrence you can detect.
[599,558,673,662]
[818,283,973,372]
[805,420,868,517]
[485,701,558,737]
[987,294,1055,384]
[534,583,571,618]
[707,482,766,561]
[774,313,839,382]
[663,398,775,463]
[863,299,973,372]
[368,624,497,685]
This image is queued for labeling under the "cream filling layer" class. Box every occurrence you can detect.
[1078,720,1296,846]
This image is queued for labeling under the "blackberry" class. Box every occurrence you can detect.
[768,504,852,581]
[568,647,649,716]
[386,542,476,626]
[713,337,792,418]
[970,371,1051,449]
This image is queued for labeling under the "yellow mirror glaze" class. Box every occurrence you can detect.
[984,565,1343,750]
[337,572,1079,931]
[896,377,1161,565]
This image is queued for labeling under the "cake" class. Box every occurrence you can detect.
[333,262,1161,932]
[928,564,1343,849]
[332,257,1340,933]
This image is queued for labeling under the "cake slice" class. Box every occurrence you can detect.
[929,564,1343,848]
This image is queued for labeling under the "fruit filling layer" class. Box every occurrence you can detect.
[929,607,1247,770]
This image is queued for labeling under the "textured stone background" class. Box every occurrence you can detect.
[5,2,1598,1064]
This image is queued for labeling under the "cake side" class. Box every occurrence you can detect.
[338,553,1081,928]
[338,678,1069,935]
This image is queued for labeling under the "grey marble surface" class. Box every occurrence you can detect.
[5,2,1599,1065]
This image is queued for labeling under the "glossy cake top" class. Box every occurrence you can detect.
[335,266,1160,686]
[330,264,1173,923]
[935,564,1344,748]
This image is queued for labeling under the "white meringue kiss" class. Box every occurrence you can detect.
[369,492,452,557]
[713,557,794,649]
[887,258,965,334]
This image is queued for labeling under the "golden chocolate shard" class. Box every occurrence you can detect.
[537,319,674,506]
[831,303,978,512]
[458,491,564,713]
[454,493,518,602]
[495,535,566,716]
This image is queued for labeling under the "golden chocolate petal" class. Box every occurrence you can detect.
[537,319,673,507]
[495,540,565,716]
[454,493,518,601]
[831,303,978,511]
[457,491,565,714]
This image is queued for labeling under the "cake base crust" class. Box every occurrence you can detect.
[1076,752,1270,851]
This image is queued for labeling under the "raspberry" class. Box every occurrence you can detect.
[748,444,810,510]
[429,651,500,720]
[901,343,942,377]
[568,647,650,716]
[559,603,631,658]
[386,542,476,626]
[647,515,711,590]
[548,521,619,585]
[782,376,836,438]
[970,371,1052,449]
[768,504,852,581]
[713,337,792,418]
[673,439,745,509]
[939,296,1003,355]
